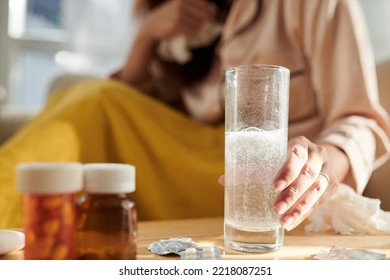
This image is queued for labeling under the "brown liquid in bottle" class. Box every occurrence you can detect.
[77,193,137,259]
[76,163,137,260]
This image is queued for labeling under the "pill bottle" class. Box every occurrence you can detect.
[17,162,83,260]
[76,163,137,260]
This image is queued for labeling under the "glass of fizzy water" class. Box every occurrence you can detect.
[224,64,290,253]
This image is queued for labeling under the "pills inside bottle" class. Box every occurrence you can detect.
[76,163,137,259]
[17,162,83,260]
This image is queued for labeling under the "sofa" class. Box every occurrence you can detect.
[0,74,97,144]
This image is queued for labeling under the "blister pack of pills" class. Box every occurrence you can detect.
[180,246,221,260]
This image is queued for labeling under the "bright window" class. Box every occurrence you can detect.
[0,0,134,114]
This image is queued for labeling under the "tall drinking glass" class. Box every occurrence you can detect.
[224,64,290,253]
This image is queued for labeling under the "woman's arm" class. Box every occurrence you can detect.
[272,0,390,230]
[112,0,216,90]
[111,30,156,85]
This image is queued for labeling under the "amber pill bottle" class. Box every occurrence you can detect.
[17,162,83,260]
[76,163,137,260]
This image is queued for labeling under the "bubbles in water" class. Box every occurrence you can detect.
[225,128,287,230]
[242,127,262,132]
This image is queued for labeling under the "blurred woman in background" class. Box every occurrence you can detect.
[0,0,389,229]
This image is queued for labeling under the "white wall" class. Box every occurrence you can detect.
[359,0,390,63]
[61,0,136,76]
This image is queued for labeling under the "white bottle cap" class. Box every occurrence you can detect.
[83,163,136,194]
[17,162,83,194]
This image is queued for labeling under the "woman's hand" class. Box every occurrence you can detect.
[218,136,348,231]
[112,0,216,85]
[140,0,216,41]
[272,136,342,231]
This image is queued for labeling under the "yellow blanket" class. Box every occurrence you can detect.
[0,80,224,228]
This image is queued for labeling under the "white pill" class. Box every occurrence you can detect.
[0,230,25,255]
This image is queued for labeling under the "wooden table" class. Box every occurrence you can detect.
[2,217,390,260]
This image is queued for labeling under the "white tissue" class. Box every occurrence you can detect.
[157,22,222,64]
[304,183,390,235]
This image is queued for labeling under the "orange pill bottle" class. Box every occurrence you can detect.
[76,163,137,260]
[17,162,83,260]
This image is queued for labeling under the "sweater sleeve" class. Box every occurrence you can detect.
[298,0,390,193]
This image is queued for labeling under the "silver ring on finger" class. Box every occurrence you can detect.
[318,172,330,187]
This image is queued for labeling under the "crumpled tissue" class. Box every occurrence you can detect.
[157,22,222,64]
[305,183,390,235]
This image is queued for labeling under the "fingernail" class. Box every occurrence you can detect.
[274,179,286,191]
[281,215,295,230]
[273,201,288,214]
